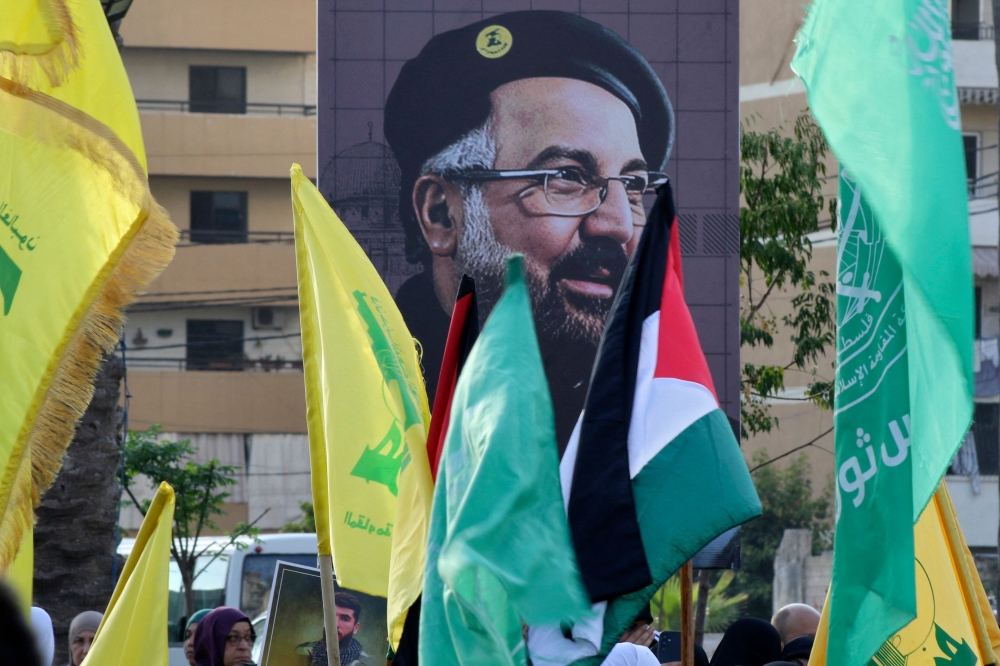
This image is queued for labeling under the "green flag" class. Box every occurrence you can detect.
[419,255,590,666]
[793,2,974,665]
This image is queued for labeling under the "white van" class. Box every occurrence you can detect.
[117,532,318,665]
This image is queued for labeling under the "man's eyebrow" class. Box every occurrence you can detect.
[622,158,649,173]
[525,146,599,172]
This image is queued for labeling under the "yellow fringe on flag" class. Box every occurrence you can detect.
[0,0,178,574]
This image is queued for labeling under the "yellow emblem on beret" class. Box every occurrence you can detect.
[476,25,512,58]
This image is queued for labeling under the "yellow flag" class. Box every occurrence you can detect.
[291,165,433,645]
[810,483,1000,665]
[83,482,175,666]
[0,0,177,578]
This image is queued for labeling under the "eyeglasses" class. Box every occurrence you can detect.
[225,632,257,646]
[445,167,668,217]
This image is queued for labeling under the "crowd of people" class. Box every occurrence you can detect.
[0,575,819,666]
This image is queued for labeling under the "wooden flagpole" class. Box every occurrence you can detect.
[680,560,694,666]
[320,554,342,665]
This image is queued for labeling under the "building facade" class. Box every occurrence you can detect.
[117,0,317,533]
[741,0,1000,596]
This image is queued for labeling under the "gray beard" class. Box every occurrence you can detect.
[453,187,607,348]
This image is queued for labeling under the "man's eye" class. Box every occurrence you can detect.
[553,168,590,185]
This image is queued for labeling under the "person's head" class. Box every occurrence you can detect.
[30,607,54,666]
[68,610,102,666]
[385,11,672,349]
[711,618,782,666]
[778,635,814,666]
[192,606,254,666]
[0,584,40,666]
[770,603,821,647]
[334,592,362,642]
[184,609,213,666]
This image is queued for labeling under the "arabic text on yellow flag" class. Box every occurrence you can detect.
[0,0,177,578]
[809,483,1000,666]
[82,482,175,666]
[291,165,433,645]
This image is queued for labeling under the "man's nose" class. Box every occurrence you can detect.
[581,180,634,244]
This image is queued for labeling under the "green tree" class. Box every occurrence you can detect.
[281,501,316,533]
[650,570,747,634]
[740,114,838,440]
[731,451,833,619]
[122,425,267,615]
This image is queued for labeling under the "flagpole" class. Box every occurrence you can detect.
[319,554,341,665]
[680,560,694,666]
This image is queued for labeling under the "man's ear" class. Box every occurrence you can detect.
[413,174,462,257]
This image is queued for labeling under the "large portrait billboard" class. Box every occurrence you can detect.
[318,0,739,506]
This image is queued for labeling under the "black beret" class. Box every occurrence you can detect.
[384,10,674,263]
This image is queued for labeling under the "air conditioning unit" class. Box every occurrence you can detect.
[252,306,285,330]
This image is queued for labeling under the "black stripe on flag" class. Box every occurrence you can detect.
[567,183,675,602]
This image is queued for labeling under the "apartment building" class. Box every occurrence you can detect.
[741,0,1000,580]
[117,0,317,533]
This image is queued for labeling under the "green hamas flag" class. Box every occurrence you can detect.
[419,255,590,665]
[793,2,974,665]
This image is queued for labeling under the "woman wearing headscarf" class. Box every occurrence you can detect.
[193,606,256,666]
[184,609,213,666]
[710,618,782,666]
[67,611,102,666]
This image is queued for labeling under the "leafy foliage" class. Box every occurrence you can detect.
[281,501,316,533]
[730,451,833,619]
[740,114,838,439]
[650,570,747,634]
[123,425,265,615]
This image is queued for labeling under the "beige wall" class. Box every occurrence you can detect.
[123,48,316,106]
[740,0,806,86]
[127,370,307,434]
[137,242,296,298]
[141,112,316,179]
[120,0,315,53]
[150,176,295,233]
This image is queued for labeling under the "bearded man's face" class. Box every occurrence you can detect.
[453,77,648,347]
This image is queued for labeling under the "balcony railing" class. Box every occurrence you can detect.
[135,99,317,116]
[125,356,303,372]
[952,21,995,40]
[178,229,295,245]
[970,172,999,200]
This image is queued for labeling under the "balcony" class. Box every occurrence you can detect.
[125,369,307,434]
[136,99,316,117]
[952,21,995,40]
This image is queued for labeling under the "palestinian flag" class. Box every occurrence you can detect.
[562,183,761,653]
[391,276,478,666]
[426,275,479,480]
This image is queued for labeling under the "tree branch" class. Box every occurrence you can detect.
[749,427,834,473]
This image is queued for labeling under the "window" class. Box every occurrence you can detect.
[186,320,244,370]
[240,553,318,618]
[952,0,981,38]
[189,66,246,114]
[976,286,983,339]
[972,403,999,475]
[964,134,979,194]
[190,191,248,243]
[169,554,228,643]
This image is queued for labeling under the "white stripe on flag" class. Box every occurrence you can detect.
[627,312,717,478]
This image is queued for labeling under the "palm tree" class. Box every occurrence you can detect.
[649,570,748,635]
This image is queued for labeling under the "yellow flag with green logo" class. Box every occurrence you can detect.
[809,483,1000,666]
[0,0,177,578]
[291,165,433,643]
[83,482,175,666]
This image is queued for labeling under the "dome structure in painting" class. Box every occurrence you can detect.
[328,138,400,204]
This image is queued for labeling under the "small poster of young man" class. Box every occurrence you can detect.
[258,560,387,666]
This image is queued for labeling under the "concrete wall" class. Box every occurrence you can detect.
[119,0,316,53]
[772,528,831,614]
[140,112,316,179]
[122,48,316,106]
[149,176,295,234]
